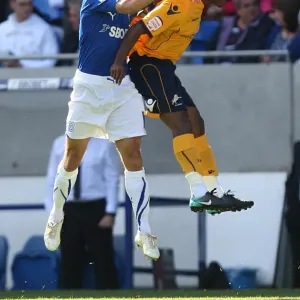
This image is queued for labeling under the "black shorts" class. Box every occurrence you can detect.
[128,52,195,117]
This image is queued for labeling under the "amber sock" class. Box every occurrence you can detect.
[194,134,224,195]
[173,134,206,198]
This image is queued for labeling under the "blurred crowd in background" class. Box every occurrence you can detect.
[0,0,300,68]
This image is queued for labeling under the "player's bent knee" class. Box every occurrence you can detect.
[160,111,193,137]
[115,137,143,171]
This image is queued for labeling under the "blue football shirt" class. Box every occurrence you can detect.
[78,0,129,76]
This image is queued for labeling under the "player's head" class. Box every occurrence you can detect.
[233,0,261,24]
[10,0,33,22]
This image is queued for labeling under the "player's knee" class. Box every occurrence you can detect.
[122,146,143,171]
[161,111,193,137]
[63,139,87,171]
[63,147,82,171]
[116,137,143,171]
[172,124,192,137]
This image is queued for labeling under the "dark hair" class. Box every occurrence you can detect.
[274,0,300,33]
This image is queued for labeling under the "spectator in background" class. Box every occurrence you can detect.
[260,0,276,14]
[205,0,274,63]
[45,135,120,289]
[0,0,59,68]
[206,0,276,18]
[57,1,80,66]
[205,1,237,19]
[264,0,300,63]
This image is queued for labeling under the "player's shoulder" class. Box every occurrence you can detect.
[170,0,185,5]
[171,0,204,20]
[159,0,188,15]
[81,0,116,13]
[166,0,202,11]
[163,0,185,7]
[81,0,96,12]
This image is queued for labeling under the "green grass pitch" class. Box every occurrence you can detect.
[1,289,300,300]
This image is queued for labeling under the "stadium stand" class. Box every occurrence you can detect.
[83,235,125,289]
[32,0,63,22]
[12,235,59,290]
[11,235,125,290]
[189,20,220,64]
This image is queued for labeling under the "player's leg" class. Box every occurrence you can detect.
[159,111,229,212]
[128,57,205,200]
[107,80,159,260]
[182,84,254,213]
[129,56,235,213]
[182,87,222,194]
[115,136,160,260]
[44,136,89,251]
[45,75,102,250]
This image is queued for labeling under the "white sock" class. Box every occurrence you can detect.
[185,172,207,198]
[49,163,78,223]
[125,169,151,234]
[203,176,224,197]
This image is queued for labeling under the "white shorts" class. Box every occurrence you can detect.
[66,70,146,142]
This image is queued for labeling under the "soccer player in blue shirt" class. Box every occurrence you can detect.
[44,0,160,261]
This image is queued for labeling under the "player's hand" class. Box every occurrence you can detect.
[110,63,126,85]
[98,214,115,228]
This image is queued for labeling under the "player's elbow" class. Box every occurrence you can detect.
[115,2,136,14]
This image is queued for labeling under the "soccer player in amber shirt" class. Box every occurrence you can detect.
[111,0,254,215]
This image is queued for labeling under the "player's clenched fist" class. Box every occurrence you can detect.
[110,63,126,85]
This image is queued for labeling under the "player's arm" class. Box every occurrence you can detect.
[116,0,155,14]
[94,0,155,14]
[116,0,204,13]
[97,0,203,15]
[111,21,148,84]
[111,0,182,84]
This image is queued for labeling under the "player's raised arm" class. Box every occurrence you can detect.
[110,21,146,84]
[115,0,155,14]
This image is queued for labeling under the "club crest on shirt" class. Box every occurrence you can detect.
[68,121,75,132]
